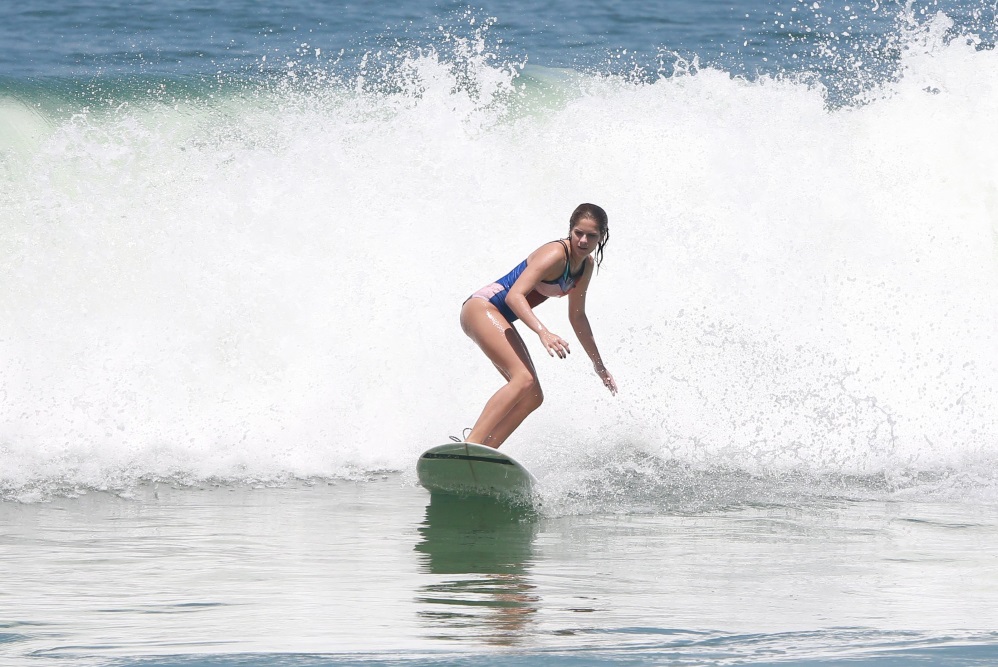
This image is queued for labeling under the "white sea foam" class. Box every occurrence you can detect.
[2,15,997,502]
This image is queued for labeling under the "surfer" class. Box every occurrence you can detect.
[460,203,617,448]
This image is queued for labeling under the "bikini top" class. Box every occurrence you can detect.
[482,239,586,304]
[532,239,586,298]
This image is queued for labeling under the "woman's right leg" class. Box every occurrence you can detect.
[460,298,544,448]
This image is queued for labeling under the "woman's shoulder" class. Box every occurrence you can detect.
[526,239,567,262]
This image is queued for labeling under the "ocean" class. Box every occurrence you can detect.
[2,0,998,664]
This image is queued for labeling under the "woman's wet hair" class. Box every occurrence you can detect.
[569,203,609,270]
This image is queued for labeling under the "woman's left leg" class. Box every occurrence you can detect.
[461,298,544,448]
[480,378,544,447]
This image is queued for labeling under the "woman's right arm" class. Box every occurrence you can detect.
[505,245,571,358]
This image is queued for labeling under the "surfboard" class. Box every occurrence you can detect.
[417,441,536,500]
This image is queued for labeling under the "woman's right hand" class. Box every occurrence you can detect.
[539,330,570,359]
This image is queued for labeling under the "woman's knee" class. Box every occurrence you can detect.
[510,374,543,408]
[527,384,544,410]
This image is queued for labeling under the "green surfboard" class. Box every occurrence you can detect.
[417,441,536,500]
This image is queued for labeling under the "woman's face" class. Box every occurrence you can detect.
[569,217,602,256]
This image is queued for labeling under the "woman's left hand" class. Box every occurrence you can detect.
[596,366,617,395]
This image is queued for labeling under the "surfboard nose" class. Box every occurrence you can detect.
[417,442,534,501]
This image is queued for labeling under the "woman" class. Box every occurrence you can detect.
[460,203,617,449]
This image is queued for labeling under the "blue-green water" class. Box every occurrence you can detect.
[3,0,998,665]
[0,0,920,77]
[4,482,998,666]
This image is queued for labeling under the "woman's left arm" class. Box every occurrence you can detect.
[568,260,618,395]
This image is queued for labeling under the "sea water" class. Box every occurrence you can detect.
[2,0,998,664]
